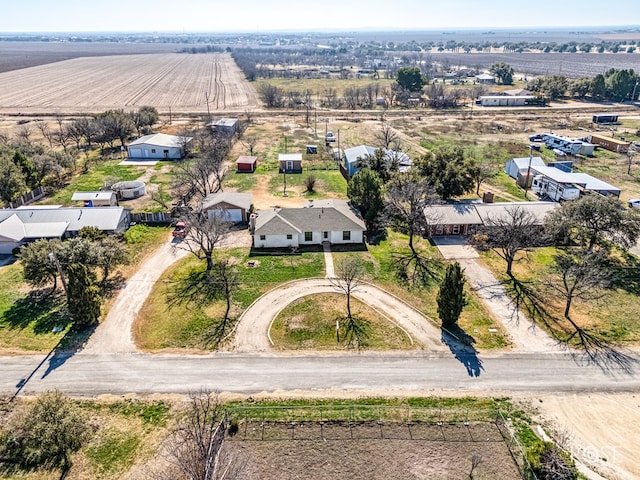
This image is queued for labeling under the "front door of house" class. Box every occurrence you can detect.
[286,160,294,171]
[323,231,328,240]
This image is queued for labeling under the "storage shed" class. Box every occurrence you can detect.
[505,156,545,179]
[71,191,118,207]
[278,153,303,173]
[236,156,257,173]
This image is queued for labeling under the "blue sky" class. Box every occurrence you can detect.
[1,0,639,32]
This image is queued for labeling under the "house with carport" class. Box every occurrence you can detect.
[251,200,365,248]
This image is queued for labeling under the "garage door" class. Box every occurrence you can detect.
[208,208,243,223]
[129,148,142,158]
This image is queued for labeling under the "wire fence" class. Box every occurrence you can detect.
[225,404,537,479]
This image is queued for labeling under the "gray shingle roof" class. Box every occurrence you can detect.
[0,207,128,233]
[201,192,253,211]
[128,133,190,148]
[424,202,558,227]
[254,200,365,236]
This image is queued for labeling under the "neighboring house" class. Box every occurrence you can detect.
[206,118,239,136]
[530,165,621,200]
[475,73,496,84]
[343,145,411,178]
[71,191,118,207]
[478,95,534,107]
[251,199,366,248]
[201,192,253,224]
[0,207,131,254]
[504,156,545,179]
[503,88,532,96]
[424,201,558,237]
[236,155,257,173]
[278,153,303,173]
[127,133,192,160]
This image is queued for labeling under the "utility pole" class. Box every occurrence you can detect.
[48,243,67,296]
[524,146,533,200]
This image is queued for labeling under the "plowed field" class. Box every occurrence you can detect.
[0,52,261,114]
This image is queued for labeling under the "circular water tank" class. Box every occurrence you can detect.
[111,180,146,199]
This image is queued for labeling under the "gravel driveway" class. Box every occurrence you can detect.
[233,278,445,352]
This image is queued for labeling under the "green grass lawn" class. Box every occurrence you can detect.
[270,293,415,351]
[44,158,143,206]
[135,248,326,351]
[0,263,69,353]
[480,247,640,345]
[223,171,258,192]
[267,170,347,198]
[333,231,510,349]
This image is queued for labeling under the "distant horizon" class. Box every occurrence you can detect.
[1,25,639,36]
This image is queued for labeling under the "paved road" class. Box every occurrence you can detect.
[2,350,638,397]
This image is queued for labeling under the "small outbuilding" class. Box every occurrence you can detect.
[479,95,534,107]
[278,153,303,173]
[587,133,630,154]
[127,133,191,160]
[236,156,257,173]
[504,156,545,179]
[201,192,253,224]
[71,191,118,207]
[206,118,239,136]
[475,73,496,85]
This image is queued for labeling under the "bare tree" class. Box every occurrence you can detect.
[376,118,399,149]
[16,124,33,145]
[330,256,368,348]
[54,116,71,152]
[241,135,258,156]
[548,250,612,320]
[627,147,637,175]
[34,120,54,148]
[472,205,542,277]
[156,390,240,480]
[177,211,230,272]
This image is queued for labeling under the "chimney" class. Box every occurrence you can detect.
[249,213,257,233]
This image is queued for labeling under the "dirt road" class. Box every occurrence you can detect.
[82,237,189,354]
[233,278,445,352]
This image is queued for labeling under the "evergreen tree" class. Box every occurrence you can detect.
[437,262,468,328]
[65,263,102,328]
[347,168,385,231]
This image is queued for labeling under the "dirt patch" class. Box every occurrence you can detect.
[533,393,640,480]
[226,421,519,480]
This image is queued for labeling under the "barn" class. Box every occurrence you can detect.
[201,192,253,224]
[127,133,192,160]
[236,156,257,173]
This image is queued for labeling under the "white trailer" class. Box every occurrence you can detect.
[531,175,580,201]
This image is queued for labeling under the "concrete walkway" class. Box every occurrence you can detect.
[323,242,335,278]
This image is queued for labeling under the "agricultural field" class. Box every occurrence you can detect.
[0,52,261,114]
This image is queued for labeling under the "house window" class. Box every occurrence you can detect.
[343,231,351,240]
[452,225,460,235]
[286,234,292,240]
[304,232,312,242]
[259,235,266,241]
[151,148,156,154]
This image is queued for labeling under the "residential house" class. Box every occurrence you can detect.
[278,153,303,173]
[71,191,118,207]
[127,133,191,160]
[0,207,131,254]
[251,200,365,248]
[343,145,411,178]
[236,156,257,173]
[424,201,558,237]
[201,192,253,224]
[475,73,496,84]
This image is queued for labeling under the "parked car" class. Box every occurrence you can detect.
[529,144,541,151]
[552,148,567,157]
[529,133,545,142]
[628,199,640,209]
[325,131,336,142]
[172,221,188,238]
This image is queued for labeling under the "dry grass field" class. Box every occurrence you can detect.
[0,52,261,114]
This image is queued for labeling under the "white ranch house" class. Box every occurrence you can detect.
[127,133,192,160]
[251,200,365,249]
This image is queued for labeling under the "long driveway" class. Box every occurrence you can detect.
[233,278,445,352]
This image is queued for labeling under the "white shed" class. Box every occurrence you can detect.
[505,157,545,179]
